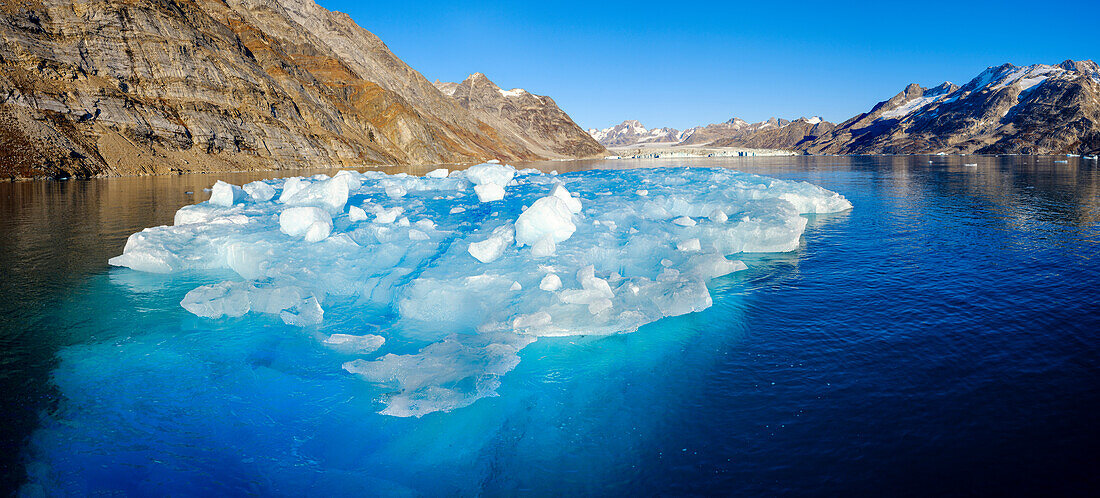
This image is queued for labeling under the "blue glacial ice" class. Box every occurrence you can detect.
[106,164,851,418]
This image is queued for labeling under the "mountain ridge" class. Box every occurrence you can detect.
[433,73,605,159]
[591,59,1100,155]
[806,59,1100,155]
[0,0,599,180]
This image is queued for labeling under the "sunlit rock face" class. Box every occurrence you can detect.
[0,0,599,179]
[108,163,852,416]
[435,73,606,159]
[806,60,1100,155]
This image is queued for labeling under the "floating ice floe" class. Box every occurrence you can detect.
[109,163,852,416]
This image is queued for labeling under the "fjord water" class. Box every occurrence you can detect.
[2,157,1098,495]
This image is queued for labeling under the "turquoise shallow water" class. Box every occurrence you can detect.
[2,156,1098,495]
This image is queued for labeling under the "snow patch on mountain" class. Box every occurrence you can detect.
[499,88,528,97]
[992,65,1064,91]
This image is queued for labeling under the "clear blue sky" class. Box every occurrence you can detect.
[319,0,1098,130]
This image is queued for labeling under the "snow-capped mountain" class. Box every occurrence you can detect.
[708,116,835,150]
[589,116,833,150]
[586,120,683,147]
[677,117,809,146]
[807,60,1100,154]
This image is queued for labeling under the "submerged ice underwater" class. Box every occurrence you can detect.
[23,164,851,493]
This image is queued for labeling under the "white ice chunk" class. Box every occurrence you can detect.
[559,265,614,311]
[278,177,306,203]
[386,185,407,199]
[530,236,557,257]
[243,181,276,202]
[280,296,323,326]
[677,238,702,252]
[374,207,404,224]
[348,205,368,222]
[672,216,696,227]
[324,334,385,354]
[283,176,350,213]
[209,180,243,207]
[685,253,748,279]
[425,168,449,178]
[465,162,515,187]
[550,183,582,214]
[332,170,362,191]
[180,281,250,318]
[539,273,562,291]
[279,207,333,242]
[468,225,515,263]
[474,183,505,202]
[515,195,576,247]
[512,311,551,331]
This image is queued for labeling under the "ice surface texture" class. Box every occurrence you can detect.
[109,164,851,416]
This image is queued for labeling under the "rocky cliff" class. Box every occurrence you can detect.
[434,73,605,159]
[0,0,592,179]
[806,60,1100,155]
[708,117,834,150]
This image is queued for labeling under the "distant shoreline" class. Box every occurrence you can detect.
[607,143,799,159]
[5,153,1096,182]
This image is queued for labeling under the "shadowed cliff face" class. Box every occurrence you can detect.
[0,0,558,179]
[806,61,1100,155]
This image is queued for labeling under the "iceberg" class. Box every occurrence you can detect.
[108,163,851,416]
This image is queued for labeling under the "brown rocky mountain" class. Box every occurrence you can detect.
[0,0,595,180]
[678,117,791,146]
[434,73,605,159]
[587,116,833,151]
[708,117,835,150]
[595,60,1100,156]
[806,60,1100,155]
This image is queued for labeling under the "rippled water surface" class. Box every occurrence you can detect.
[1,156,1098,495]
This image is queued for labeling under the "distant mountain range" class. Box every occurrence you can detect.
[586,120,685,147]
[590,116,830,150]
[0,0,604,179]
[592,60,1100,155]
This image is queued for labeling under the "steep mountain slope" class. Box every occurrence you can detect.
[586,120,682,147]
[0,0,580,179]
[709,117,835,150]
[807,60,1100,154]
[433,73,605,158]
[678,117,792,146]
[588,116,833,152]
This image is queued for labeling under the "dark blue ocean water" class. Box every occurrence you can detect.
[1,156,1098,495]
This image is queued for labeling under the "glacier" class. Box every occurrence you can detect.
[105,164,852,417]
